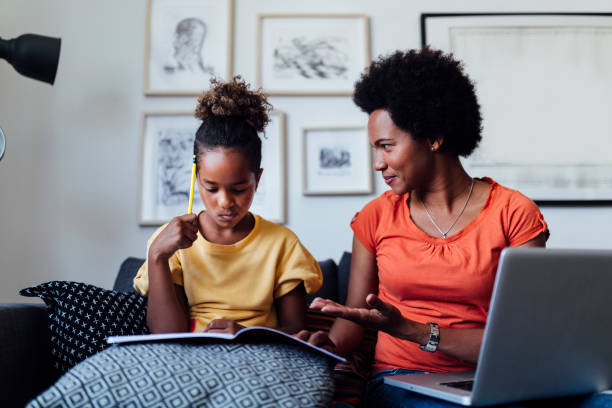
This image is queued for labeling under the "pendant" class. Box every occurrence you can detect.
[442,233,448,238]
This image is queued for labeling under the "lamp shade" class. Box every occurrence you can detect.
[0,34,61,85]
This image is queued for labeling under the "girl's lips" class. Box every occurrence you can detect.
[218,214,236,221]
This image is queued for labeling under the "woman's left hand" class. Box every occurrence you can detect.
[310,294,410,338]
[202,319,245,334]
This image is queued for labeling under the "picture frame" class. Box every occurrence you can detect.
[256,14,371,96]
[138,111,287,226]
[139,112,201,226]
[144,0,234,96]
[302,127,373,195]
[250,110,287,223]
[422,13,612,202]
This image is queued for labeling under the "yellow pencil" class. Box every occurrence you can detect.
[187,155,196,214]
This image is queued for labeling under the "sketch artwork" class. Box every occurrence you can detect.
[258,14,370,95]
[140,113,201,225]
[145,0,232,95]
[163,18,214,77]
[302,127,373,195]
[273,36,349,80]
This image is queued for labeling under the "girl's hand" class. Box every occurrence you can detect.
[309,294,409,339]
[294,330,338,354]
[203,319,245,335]
[149,214,199,261]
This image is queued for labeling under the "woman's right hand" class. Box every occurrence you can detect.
[294,330,338,354]
[149,213,199,261]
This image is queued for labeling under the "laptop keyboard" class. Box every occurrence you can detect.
[440,380,474,391]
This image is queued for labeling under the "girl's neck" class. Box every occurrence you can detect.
[198,211,255,245]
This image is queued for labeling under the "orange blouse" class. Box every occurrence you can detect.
[351,178,549,373]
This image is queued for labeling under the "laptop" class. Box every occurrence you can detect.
[384,248,612,406]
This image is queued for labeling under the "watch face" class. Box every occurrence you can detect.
[0,127,5,161]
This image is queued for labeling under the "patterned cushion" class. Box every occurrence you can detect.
[26,342,334,408]
[19,281,149,372]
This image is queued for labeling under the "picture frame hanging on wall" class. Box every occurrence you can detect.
[302,126,373,195]
[422,12,612,202]
[139,112,201,225]
[250,110,287,224]
[256,14,371,96]
[144,0,233,96]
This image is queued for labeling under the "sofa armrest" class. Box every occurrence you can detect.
[0,303,59,407]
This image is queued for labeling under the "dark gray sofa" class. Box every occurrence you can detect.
[0,253,353,407]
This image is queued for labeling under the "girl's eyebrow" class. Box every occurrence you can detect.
[202,179,250,185]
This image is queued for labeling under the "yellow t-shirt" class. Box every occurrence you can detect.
[134,213,322,331]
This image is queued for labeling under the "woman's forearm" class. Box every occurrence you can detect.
[395,319,483,364]
[146,255,189,333]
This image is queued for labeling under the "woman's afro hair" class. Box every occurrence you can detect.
[353,47,482,157]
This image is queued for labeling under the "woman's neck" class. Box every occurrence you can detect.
[413,157,473,212]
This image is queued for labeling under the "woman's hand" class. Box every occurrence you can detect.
[149,214,199,261]
[294,330,338,354]
[310,294,411,339]
[203,319,245,335]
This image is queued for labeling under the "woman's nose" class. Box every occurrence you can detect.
[374,151,387,171]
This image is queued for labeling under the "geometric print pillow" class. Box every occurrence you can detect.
[26,342,335,408]
[19,281,149,373]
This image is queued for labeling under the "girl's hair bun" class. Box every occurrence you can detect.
[194,75,271,132]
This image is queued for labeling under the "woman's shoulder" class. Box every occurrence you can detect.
[484,178,539,210]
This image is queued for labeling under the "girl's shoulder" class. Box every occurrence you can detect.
[252,214,300,243]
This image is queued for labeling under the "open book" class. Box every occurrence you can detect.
[107,326,346,363]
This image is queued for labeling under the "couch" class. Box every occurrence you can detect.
[0,252,359,407]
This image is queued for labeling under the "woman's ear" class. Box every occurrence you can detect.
[255,168,263,189]
[430,138,444,152]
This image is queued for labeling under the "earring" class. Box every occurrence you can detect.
[431,146,436,152]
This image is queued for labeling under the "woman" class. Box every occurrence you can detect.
[297,47,552,407]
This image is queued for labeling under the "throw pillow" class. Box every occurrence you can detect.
[20,281,149,372]
[26,342,334,408]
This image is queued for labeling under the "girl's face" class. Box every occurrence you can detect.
[368,109,432,195]
[197,147,261,230]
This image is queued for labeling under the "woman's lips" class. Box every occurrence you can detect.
[383,176,396,185]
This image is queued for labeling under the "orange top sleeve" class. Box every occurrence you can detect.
[350,178,549,373]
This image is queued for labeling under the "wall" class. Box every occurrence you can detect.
[1,0,611,303]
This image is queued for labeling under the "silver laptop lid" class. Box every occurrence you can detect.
[471,248,612,405]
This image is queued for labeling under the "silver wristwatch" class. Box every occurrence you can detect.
[419,322,440,353]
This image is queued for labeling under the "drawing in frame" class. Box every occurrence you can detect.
[302,127,373,195]
[422,13,612,202]
[139,112,201,225]
[256,14,371,96]
[139,111,286,225]
[250,110,287,223]
[144,0,234,96]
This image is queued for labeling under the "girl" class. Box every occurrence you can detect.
[134,76,322,335]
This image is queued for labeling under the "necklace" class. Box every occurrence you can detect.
[419,178,475,238]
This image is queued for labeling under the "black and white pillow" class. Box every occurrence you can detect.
[20,281,149,372]
[26,342,334,408]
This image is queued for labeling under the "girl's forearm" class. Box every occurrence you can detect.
[146,256,189,333]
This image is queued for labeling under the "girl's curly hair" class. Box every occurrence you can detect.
[353,47,482,157]
[194,76,272,173]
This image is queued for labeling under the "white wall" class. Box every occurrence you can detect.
[1,0,611,303]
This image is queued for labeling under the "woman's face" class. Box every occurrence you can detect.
[197,147,261,230]
[368,109,432,195]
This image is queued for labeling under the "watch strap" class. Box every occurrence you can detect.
[419,322,440,352]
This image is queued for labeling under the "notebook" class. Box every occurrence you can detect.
[384,248,612,406]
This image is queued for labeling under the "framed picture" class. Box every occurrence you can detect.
[250,111,287,223]
[144,0,233,96]
[139,112,201,225]
[139,111,287,225]
[256,14,371,95]
[422,13,612,202]
[302,127,373,195]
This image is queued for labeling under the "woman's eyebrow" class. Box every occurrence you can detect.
[374,138,393,146]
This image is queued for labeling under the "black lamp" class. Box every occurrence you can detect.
[0,33,61,161]
[0,33,61,84]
